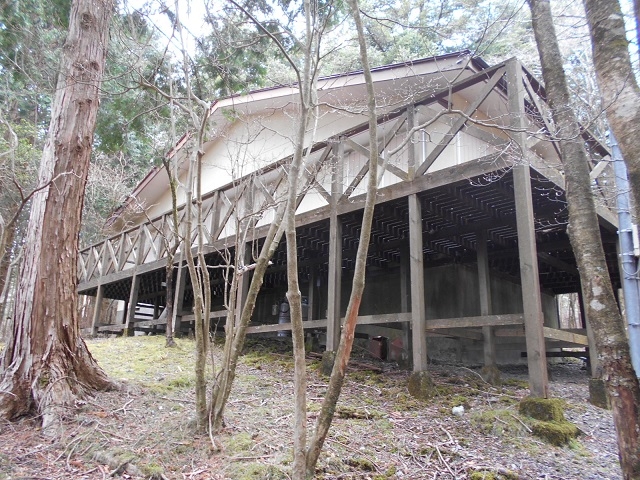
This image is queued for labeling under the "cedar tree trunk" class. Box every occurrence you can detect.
[528,1,640,477]
[0,0,115,435]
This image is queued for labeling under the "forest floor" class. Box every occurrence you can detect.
[0,335,622,480]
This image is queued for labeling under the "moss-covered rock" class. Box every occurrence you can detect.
[518,397,565,422]
[530,419,580,446]
[407,371,436,400]
[518,398,580,446]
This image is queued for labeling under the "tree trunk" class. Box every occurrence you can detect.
[528,1,640,478]
[0,221,17,316]
[287,4,314,475]
[304,0,378,475]
[163,161,180,348]
[209,203,286,432]
[0,0,115,436]
[583,0,640,223]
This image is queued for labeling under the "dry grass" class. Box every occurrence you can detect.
[0,335,622,479]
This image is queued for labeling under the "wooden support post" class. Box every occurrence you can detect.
[125,275,140,336]
[408,193,428,372]
[90,284,104,336]
[172,253,187,337]
[477,230,496,368]
[507,58,548,398]
[152,295,161,333]
[124,226,146,337]
[308,268,316,321]
[327,139,344,352]
[399,242,412,367]
[235,242,252,328]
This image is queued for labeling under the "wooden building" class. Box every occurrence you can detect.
[78,52,620,396]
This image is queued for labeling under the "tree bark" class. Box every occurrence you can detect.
[583,0,640,223]
[0,0,115,436]
[528,1,640,478]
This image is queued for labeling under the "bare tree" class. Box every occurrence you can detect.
[528,1,640,477]
[0,0,116,435]
[302,0,379,475]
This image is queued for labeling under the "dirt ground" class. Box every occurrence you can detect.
[0,336,622,479]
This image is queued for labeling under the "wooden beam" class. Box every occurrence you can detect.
[425,313,524,329]
[344,137,409,182]
[521,73,563,159]
[426,328,484,341]
[409,193,428,371]
[542,327,589,346]
[508,58,548,398]
[181,309,228,323]
[246,319,328,334]
[415,66,506,176]
[589,158,610,180]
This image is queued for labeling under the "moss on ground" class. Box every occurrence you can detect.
[223,462,288,479]
[87,335,195,393]
[224,432,254,455]
[336,405,384,420]
[470,409,531,437]
[469,469,518,480]
[345,457,376,471]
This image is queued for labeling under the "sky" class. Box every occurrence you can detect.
[122,0,209,56]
